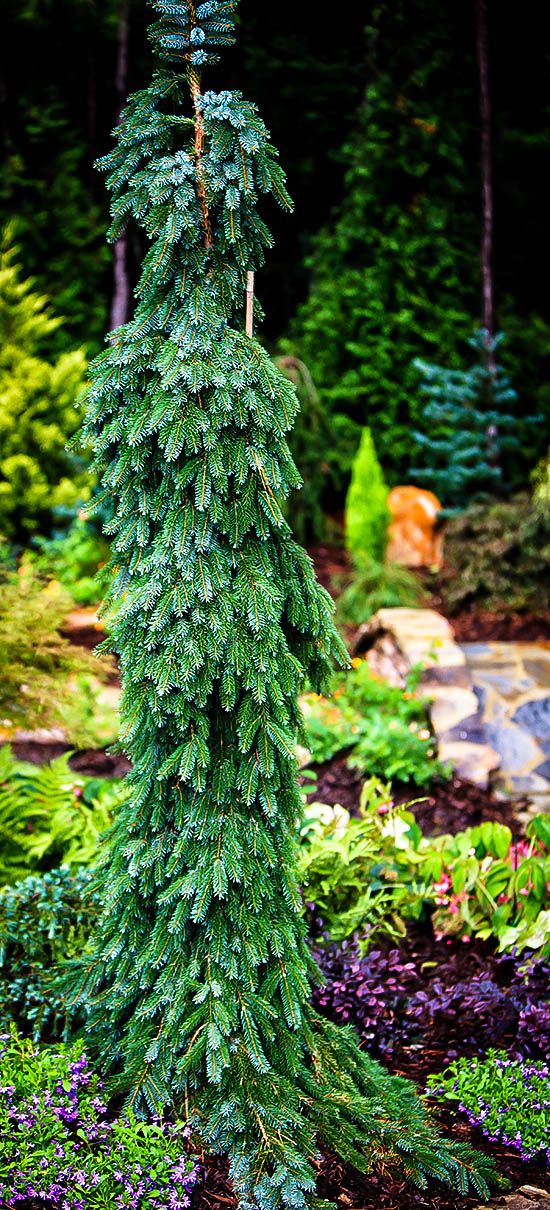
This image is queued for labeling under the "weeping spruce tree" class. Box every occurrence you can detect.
[71,3,493,1206]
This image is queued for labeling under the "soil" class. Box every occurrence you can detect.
[308,543,350,596]
[307,543,550,645]
[10,739,131,779]
[438,609,550,644]
[306,757,526,836]
[194,1121,549,1210]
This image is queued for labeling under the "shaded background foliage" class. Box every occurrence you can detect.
[1,0,548,483]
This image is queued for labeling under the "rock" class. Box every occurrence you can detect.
[484,722,542,773]
[438,740,501,788]
[351,607,501,784]
[64,606,103,632]
[429,687,481,734]
[492,1198,540,1210]
[534,758,550,781]
[364,634,409,687]
[524,658,550,688]
[386,485,444,568]
[513,696,550,740]
[13,726,67,743]
[518,1189,550,1202]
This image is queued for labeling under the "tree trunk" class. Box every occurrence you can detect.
[476,0,495,367]
[110,0,131,331]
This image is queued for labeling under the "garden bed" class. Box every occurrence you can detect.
[307,544,550,645]
[196,1115,549,1210]
[306,758,526,835]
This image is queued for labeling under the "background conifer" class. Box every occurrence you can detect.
[411,329,523,507]
[69,4,495,1206]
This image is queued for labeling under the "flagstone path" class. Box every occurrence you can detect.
[462,640,550,813]
[356,609,550,808]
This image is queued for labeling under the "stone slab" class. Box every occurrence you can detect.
[421,665,473,689]
[513,696,550,740]
[429,687,481,734]
[484,722,542,774]
[438,740,501,788]
[13,726,67,743]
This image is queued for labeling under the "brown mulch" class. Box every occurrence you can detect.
[193,1120,549,1210]
[308,542,350,597]
[440,609,550,644]
[9,740,131,778]
[306,758,525,836]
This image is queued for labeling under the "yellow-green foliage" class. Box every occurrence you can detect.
[345,427,390,562]
[0,230,88,539]
[0,563,107,735]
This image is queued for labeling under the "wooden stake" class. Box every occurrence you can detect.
[245,271,255,337]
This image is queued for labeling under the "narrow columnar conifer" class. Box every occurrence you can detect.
[70,4,495,1206]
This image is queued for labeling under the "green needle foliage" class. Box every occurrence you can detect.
[411,330,523,508]
[67,4,495,1206]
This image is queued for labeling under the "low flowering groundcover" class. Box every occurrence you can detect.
[0,1031,199,1209]
[427,1051,550,1166]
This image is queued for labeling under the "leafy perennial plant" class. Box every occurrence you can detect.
[301,658,443,786]
[65,2,494,1206]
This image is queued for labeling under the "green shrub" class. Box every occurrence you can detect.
[30,516,110,606]
[0,229,88,540]
[0,866,96,1038]
[532,448,550,519]
[0,563,110,739]
[299,786,550,957]
[411,330,523,508]
[336,554,425,625]
[345,428,389,562]
[0,746,126,885]
[302,658,444,786]
[427,1051,550,1163]
[0,1029,199,1208]
[439,492,550,614]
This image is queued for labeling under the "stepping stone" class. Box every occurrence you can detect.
[513,696,550,739]
[484,722,542,773]
[524,658,550,688]
[438,740,501,787]
[429,687,480,734]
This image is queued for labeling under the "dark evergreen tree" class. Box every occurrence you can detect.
[411,329,520,507]
[68,4,494,1206]
[286,4,478,479]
